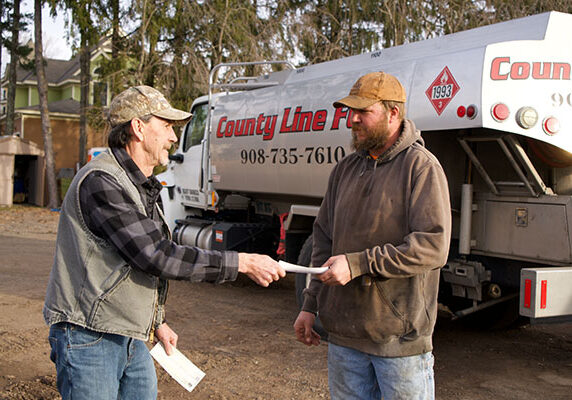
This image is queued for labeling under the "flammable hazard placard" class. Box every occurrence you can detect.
[425,66,460,116]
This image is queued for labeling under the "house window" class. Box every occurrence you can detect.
[93,82,108,106]
[1,88,6,101]
[1,105,5,115]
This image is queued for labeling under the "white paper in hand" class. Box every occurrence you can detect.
[150,343,205,392]
[279,260,328,274]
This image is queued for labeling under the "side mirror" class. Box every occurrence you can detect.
[168,153,184,163]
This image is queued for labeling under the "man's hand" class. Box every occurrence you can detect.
[293,311,321,346]
[155,322,178,356]
[238,253,286,287]
[318,254,352,286]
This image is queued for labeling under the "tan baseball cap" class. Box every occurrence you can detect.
[333,71,406,110]
[107,85,192,127]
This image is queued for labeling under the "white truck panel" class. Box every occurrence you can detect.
[520,267,572,318]
[408,47,485,130]
[482,39,572,150]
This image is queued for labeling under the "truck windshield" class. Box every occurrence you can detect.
[182,102,208,152]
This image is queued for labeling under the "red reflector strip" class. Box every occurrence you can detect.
[540,280,547,309]
[524,279,531,308]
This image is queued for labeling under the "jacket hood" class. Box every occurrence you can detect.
[357,119,424,163]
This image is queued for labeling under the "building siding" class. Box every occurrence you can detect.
[23,116,107,172]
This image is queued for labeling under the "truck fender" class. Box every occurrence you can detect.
[156,168,175,188]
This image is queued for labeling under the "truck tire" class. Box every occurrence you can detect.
[294,236,328,340]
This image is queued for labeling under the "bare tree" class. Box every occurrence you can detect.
[110,0,121,96]
[0,0,4,83]
[62,0,101,166]
[72,0,572,123]
[486,0,572,21]
[78,30,90,166]
[34,0,58,208]
[5,0,20,136]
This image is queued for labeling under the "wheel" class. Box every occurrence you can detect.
[294,236,329,340]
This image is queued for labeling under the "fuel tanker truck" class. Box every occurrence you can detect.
[158,11,572,325]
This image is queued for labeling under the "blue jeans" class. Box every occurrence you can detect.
[48,322,157,400]
[328,342,435,400]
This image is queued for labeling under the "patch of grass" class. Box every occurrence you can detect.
[59,178,72,200]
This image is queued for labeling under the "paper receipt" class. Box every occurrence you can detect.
[150,343,205,392]
[279,261,328,274]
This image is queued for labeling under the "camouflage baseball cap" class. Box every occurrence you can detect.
[333,71,406,110]
[107,85,192,127]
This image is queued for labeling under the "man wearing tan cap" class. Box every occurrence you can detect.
[44,85,285,400]
[294,72,451,399]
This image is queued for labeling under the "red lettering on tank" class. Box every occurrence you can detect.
[256,114,265,135]
[225,120,234,137]
[279,108,293,133]
[331,107,349,130]
[553,63,571,80]
[297,111,313,132]
[280,107,325,133]
[217,117,227,138]
[532,62,552,79]
[245,118,256,135]
[510,62,530,79]
[491,57,571,81]
[291,106,302,131]
[263,115,277,141]
[491,57,510,80]
[234,119,247,136]
[312,110,327,131]
[216,107,339,140]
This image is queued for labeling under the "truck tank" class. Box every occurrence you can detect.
[160,11,572,323]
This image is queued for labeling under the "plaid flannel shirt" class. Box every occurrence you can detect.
[79,147,238,283]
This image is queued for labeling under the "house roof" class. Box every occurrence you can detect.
[2,33,112,85]
[13,57,80,85]
[57,55,81,83]
[19,98,80,114]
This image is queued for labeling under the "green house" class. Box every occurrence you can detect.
[0,36,113,204]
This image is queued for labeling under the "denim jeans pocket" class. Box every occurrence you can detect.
[48,337,58,363]
[67,325,105,348]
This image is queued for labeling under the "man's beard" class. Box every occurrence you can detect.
[351,122,391,152]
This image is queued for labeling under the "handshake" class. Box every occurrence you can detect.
[238,253,286,287]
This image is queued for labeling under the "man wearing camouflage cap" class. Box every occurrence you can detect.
[294,72,451,399]
[44,86,285,399]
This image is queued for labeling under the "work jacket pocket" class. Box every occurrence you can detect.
[317,280,408,343]
[374,276,433,342]
[88,265,157,337]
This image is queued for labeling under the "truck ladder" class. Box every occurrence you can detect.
[457,134,553,197]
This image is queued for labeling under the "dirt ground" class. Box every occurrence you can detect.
[0,205,571,400]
